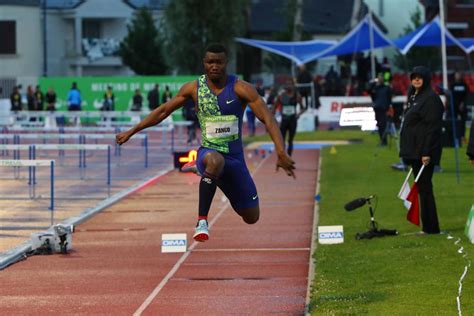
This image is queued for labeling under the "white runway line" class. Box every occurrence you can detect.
[305,154,321,315]
[133,154,270,316]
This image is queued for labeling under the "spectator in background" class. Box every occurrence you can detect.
[162,85,172,103]
[182,99,198,145]
[45,86,58,126]
[325,65,341,96]
[10,86,22,112]
[263,86,276,107]
[370,73,392,146]
[313,76,323,129]
[296,64,313,108]
[45,87,56,111]
[467,120,474,165]
[325,65,338,83]
[67,82,82,111]
[26,85,40,122]
[67,82,82,125]
[102,86,115,111]
[34,85,44,111]
[147,84,160,110]
[450,72,469,143]
[131,89,143,111]
[356,53,370,94]
[26,85,37,111]
[399,66,444,234]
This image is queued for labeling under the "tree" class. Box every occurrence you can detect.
[394,7,441,72]
[262,0,312,74]
[161,0,248,74]
[119,8,168,75]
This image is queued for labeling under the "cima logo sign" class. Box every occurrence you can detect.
[319,232,344,239]
[161,233,187,253]
[162,239,186,246]
[318,225,344,244]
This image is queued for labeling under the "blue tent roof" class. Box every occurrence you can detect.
[305,15,394,61]
[394,17,467,54]
[234,38,336,65]
[459,38,474,53]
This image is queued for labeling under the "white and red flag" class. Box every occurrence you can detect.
[398,165,425,226]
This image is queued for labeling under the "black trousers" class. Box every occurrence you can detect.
[405,159,440,234]
[374,108,387,145]
[280,116,297,156]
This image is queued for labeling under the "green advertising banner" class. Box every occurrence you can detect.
[39,76,196,112]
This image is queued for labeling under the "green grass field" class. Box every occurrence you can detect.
[247,128,473,315]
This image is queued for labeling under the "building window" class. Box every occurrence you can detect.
[0,21,16,54]
[82,20,101,39]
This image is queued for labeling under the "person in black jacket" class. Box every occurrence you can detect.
[370,73,392,146]
[147,84,160,110]
[131,89,143,111]
[10,86,22,111]
[34,85,44,111]
[467,120,474,165]
[399,66,444,234]
[45,87,57,111]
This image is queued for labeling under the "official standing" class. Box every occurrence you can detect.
[399,66,444,234]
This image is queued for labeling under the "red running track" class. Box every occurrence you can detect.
[0,149,319,315]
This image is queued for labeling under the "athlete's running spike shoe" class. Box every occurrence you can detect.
[193,219,209,242]
[181,160,201,176]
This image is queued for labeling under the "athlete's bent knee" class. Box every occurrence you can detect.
[204,152,225,176]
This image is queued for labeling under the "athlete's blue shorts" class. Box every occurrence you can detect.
[196,146,259,210]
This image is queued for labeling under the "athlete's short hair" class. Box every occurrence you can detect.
[205,43,227,56]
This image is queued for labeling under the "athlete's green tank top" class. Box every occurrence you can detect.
[197,74,243,154]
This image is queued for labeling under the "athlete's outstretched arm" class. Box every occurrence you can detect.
[116,81,195,145]
[236,80,295,178]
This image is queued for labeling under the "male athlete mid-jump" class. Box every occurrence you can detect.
[116,43,295,242]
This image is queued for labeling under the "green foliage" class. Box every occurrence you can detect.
[119,8,168,75]
[394,7,441,72]
[262,0,312,73]
[161,0,249,75]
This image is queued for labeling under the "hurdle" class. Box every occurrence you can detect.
[0,144,111,186]
[0,134,148,166]
[0,144,30,179]
[0,159,55,223]
[32,144,112,185]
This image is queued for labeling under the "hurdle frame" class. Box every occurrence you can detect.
[0,159,55,223]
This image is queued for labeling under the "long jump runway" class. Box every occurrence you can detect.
[0,149,319,315]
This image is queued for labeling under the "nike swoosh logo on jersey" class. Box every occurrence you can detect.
[226,99,235,104]
[252,195,258,200]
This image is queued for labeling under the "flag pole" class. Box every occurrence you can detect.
[397,167,413,198]
[439,0,461,183]
[414,165,425,183]
[368,11,376,80]
[439,0,448,90]
[403,168,413,185]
